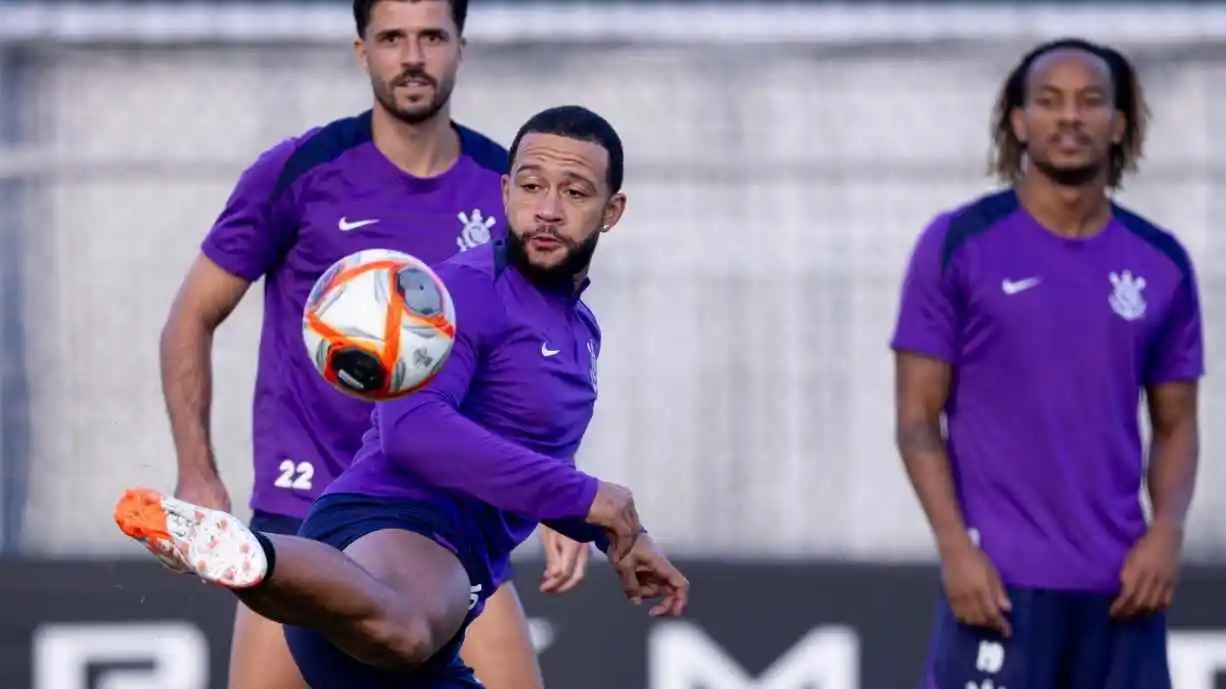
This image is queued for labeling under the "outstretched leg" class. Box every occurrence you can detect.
[114,488,471,672]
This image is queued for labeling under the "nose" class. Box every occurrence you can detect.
[401,37,426,67]
[1057,100,1082,125]
[534,190,564,222]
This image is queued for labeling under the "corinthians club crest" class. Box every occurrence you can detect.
[457,209,495,251]
[1108,270,1147,321]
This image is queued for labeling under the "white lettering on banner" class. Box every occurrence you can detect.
[1169,631,1226,689]
[649,621,859,689]
[33,621,208,689]
[528,618,556,654]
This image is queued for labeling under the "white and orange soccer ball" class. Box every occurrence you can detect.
[303,249,456,401]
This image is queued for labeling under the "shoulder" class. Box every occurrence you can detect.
[270,111,375,198]
[910,190,1021,275]
[1112,203,1196,285]
[455,123,510,175]
[233,112,372,204]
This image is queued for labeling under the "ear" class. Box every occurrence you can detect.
[1111,109,1127,145]
[600,192,627,233]
[354,38,368,73]
[1010,106,1028,146]
[501,174,511,214]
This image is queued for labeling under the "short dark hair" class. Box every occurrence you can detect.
[353,0,469,37]
[990,37,1149,189]
[508,105,625,193]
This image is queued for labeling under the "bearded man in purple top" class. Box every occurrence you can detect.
[121,104,690,688]
[892,38,1202,689]
[158,2,588,688]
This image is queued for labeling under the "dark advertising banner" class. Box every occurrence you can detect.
[4,560,1226,689]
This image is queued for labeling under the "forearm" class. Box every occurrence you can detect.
[897,419,973,554]
[159,317,218,476]
[1147,418,1199,529]
[382,400,598,521]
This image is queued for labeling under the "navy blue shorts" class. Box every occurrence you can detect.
[923,586,1171,689]
[282,493,490,689]
[248,510,304,536]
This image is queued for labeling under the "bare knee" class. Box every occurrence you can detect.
[344,612,439,671]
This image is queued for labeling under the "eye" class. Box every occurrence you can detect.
[520,183,541,192]
[565,188,590,199]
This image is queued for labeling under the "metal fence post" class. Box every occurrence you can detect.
[0,46,30,554]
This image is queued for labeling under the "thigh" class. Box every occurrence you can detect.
[230,603,308,689]
[1068,596,1171,689]
[459,581,544,689]
[924,587,1065,689]
[344,528,474,645]
[285,495,484,688]
[283,533,475,689]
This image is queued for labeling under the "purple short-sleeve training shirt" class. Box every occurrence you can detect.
[892,190,1203,592]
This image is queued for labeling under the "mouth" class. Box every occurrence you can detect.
[396,78,434,90]
[527,235,564,251]
[1052,132,1092,151]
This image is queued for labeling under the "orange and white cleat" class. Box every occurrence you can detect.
[113,488,268,589]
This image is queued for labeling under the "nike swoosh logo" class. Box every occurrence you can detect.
[1001,277,1041,295]
[541,343,560,357]
[338,217,379,231]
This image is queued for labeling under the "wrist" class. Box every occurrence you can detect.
[1150,516,1185,537]
[935,529,976,558]
[176,460,220,482]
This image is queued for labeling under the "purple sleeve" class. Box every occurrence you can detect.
[890,214,959,363]
[1146,268,1205,384]
[200,139,300,281]
[378,264,601,521]
[542,519,611,552]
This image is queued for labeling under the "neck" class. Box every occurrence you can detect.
[1015,171,1113,239]
[520,265,584,296]
[505,246,588,296]
[370,103,461,178]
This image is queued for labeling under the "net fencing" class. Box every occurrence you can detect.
[3,2,1226,558]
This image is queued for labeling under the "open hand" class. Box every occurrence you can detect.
[1111,520,1182,618]
[540,526,590,595]
[609,534,689,617]
[941,541,1012,636]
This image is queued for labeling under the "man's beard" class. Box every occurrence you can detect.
[373,68,455,125]
[505,225,600,287]
[1030,158,1103,187]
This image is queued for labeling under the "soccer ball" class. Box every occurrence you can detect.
[302,249,456,401]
